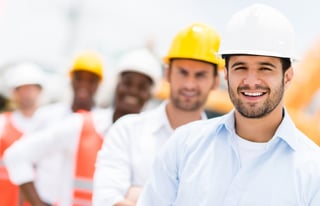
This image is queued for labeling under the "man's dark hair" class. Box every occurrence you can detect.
[222,55,292,73]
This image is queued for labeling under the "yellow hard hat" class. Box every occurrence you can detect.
[70,50,104,80]
[163,23,224,68]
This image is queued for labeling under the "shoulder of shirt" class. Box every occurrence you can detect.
[293,129,320,158]
[178,114,225,131]
[111,105,163,129]
[276,116,320,168]
[35,102,70,116]
[171,115,227,146]
[292,134,320,175]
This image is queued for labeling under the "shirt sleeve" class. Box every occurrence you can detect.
[92,117,132,206]
[137,127,183,206]
[3,115,81,185]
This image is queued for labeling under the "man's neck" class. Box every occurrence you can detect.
[19,107,36,118]
[234,106,284,143]
[165,102,203,130]
[72,102,93,113]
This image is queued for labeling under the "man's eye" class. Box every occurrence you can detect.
[261,67,272,71]
[233,67,246,71]
[179,70,187,76]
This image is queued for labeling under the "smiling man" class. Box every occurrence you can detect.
[137,4,320,206]
[92,22,224,206]
[111,48,162,122]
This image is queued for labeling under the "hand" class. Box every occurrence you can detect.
[114,199,136,206]
[125,186,143,203]
[20,182,48,206]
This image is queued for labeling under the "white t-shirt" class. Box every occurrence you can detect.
[235,134,268,167]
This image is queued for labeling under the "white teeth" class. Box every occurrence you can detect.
[244,92,263,97]
[181,91,196,97]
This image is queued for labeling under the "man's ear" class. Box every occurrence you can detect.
[224,67,228,81]
[211,73,220,90]
[164,66,171,83]
[284,67,294,89]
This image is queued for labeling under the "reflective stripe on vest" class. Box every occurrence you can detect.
[72,177,93,205]
[0,159,9,180]
[72,111,103,205]
[74,177,93,191]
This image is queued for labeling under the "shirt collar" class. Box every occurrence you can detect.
[151,100,208,134]
[218,108,300,151]
[271,108,300,151]
[147,101,172,134]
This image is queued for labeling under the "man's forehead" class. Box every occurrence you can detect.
[229,55,281,66]
[171,59,214,72]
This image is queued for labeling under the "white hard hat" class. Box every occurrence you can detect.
[5,62,46,89]
[116,48,163,85]
[219,4,296,59]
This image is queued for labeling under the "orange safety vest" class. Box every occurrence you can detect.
[0,112,30,206]
[72,111,103,206]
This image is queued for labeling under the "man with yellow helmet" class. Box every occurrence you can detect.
[69,50,104,112]
[92,22,223,206]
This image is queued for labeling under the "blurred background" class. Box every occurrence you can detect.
[0,0,320,136]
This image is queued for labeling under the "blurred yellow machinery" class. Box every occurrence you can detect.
[285,38,320,145]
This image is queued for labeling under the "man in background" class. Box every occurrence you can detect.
[93,22,224,206]
[0,62,46,205]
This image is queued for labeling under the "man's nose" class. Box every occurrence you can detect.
[242,71,262,87]
[184,76,197,89]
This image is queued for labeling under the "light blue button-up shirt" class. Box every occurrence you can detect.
[137,109,320,206]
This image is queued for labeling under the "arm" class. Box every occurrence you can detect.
[20,182,47,206]
[92,118,133,205]
[111,186,143,206]
[124,186,143,203]
[3,119,77,205]
[114,200,136,206]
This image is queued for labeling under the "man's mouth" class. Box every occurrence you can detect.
[123,95,139,105]
[242,92,265,97]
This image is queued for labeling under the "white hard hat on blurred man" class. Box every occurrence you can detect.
[116,48,163,87]
[5,62,46,90]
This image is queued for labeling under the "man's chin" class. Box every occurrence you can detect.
[176,103,202,112]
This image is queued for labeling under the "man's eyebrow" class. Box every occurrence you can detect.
[259,62,276,68]
[176,66,187,71]
[195,70,209,75]
[230,61,277,69]
[230,61,246,69]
